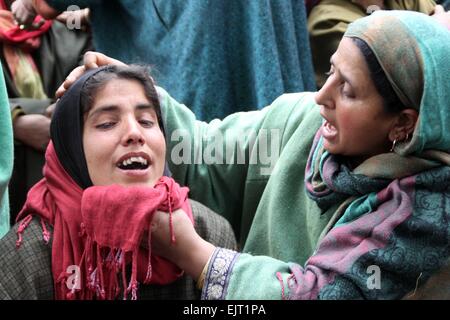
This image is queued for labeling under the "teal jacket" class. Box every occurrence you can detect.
[0,63,14,239]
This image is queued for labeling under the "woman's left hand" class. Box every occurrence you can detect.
[151,209,216,280]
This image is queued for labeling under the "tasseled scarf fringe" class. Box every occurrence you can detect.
[15,202,177,300]
[68,229,174,300]
[16,214,50,248]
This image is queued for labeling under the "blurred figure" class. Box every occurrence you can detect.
[308,0,436,88]
[1,0,92,222]
[13,0,317,121]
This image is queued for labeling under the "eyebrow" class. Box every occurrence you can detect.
[330,58,355,89]
[87,103,155,120]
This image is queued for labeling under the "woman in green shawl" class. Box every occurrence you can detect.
[57,10,450,299]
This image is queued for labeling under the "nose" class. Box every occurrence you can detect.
[315,77,335,110]
[121,116,145,146]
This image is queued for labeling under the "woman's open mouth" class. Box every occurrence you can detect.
[322,121,338,140]
[117,156,149,170]
[116,153,151,177]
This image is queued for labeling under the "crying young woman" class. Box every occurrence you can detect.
[0,65,237,300]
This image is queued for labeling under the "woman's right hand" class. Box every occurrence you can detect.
[55,51,126,98]
[150,209,216,280]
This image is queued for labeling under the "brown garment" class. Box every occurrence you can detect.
[308,0,436,88]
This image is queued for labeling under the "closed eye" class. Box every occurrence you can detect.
[139,120,155,128]
[341,84,355,99]
[96,122,116,130]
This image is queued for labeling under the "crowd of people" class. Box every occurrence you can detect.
[0,0,449,300]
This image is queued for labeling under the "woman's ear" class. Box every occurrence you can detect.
[389,108,418,142]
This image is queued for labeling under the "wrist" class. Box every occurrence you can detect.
[178,237,215,280]
[196,252,213,290]
[12,113,27,142]
[11,106,25,123]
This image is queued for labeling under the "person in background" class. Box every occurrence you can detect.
[1,0,92,222]
[0,62,13,239]
[308,0,436,88]
[13,0,317,122]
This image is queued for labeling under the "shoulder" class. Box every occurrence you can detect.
[0,217,53,299]
[263,92,321,130]
[269,92,317,110]
[190,200,238,250]
[308,0,363,32]
[386,0,436,14]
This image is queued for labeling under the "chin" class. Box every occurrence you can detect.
[323,141,337,155]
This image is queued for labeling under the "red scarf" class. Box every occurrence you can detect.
[16,142,193,300]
